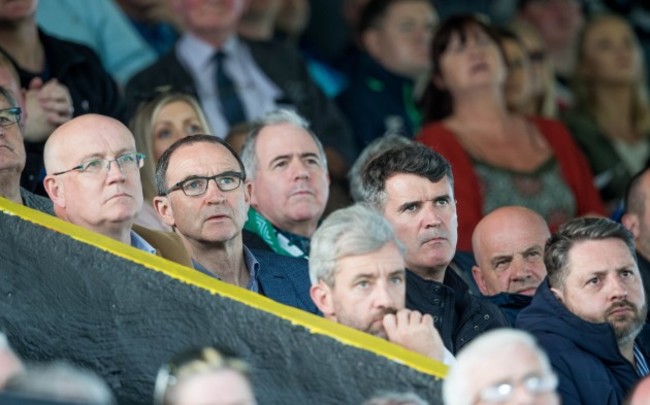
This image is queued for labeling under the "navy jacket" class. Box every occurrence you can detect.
[517,279,647,405]
[252,248,318,315]
[405,264,509,354]
[484,292,532,326]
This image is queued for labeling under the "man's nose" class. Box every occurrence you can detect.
[105,160,126,182]
[291,160,310,180]
[204,179,227,203]
[423,203,442,227]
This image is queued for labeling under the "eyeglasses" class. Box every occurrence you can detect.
[0,107,21,127]
[52,152,145,176]
[165,171,244,196]
[476,373,558,403]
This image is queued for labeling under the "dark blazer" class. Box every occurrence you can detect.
[125,36,357,165]
[252,248,318,315]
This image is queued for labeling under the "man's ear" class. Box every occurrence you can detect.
[550,286,565,303]
[622,213,640,239]
[43,175,65,208]
[310,282,335,319]
[361,30,381,59]
[153,196,176,227]
[244,180,253,207]
[472,265,491,296]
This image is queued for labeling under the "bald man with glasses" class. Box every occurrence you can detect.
[152,135,317,313]
[42,114,192,266]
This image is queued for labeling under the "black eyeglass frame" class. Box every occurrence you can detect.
[164,171,245,197]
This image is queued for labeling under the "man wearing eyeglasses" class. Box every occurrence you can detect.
[42,114,192,266]
[517,217,649,405]
[443,329,559,405]
[0,84,52,214]
[153,135,318,313]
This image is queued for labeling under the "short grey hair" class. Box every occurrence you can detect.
[545,217,637,290]
[309,204,405,286]
[240,109,328,179]
[349,135,415,203]
[361,143,453,209]
[443,329,555,405]
[5,361,116,405]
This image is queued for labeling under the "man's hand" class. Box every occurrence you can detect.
[383,309,445,361]
[24,77,74,142]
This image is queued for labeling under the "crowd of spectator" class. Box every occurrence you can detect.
[3,0,650,403]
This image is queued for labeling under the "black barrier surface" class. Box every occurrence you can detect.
[0,198,446,404]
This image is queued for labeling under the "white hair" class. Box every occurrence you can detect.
[443,329,553,405]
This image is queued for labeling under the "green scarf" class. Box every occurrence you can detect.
[244,208,308,259]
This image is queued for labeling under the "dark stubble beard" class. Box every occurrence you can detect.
[610,301,648,347]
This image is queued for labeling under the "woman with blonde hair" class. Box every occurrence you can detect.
[563,13,650,210]
[130,91,212,230]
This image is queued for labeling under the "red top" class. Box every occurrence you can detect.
[417,117,605,252]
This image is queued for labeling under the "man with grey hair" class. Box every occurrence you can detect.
[518,217,650,405]
[361,143,507,354]
[4,361,115,405]
[240,109,330,259]
[443,329,559,405]
[309,203,450,363]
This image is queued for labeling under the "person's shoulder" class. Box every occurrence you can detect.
[40,30,95,56]
[128,50,182,81]
[251,248,308,271]
[132,224,193,267]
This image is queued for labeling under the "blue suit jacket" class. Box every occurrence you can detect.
[251,248,318,315]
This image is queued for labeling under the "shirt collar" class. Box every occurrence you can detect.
[130,231,156,254]
[191,245,260,292]
[177,32,239,73]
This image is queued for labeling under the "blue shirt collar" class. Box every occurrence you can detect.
[130,231,156,254]
[192,245,260,292]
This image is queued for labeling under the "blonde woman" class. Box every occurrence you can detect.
[130,92,212,230]
[563,14,650,210]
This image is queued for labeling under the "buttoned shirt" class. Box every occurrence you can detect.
[130,231,156,254]
[191,245,260,293]
[176,33,282,137]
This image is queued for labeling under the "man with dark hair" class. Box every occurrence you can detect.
[622,166,650,321]
[518,217,649,405]
[337,0,437,150]
[361,143,507,354]
[153,135,318,313]
[126,0,356,176]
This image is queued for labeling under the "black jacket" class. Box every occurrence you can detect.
[0,29,125,194]
[125,37,357,165]
[405,265,509,354]
[517,279,648,405]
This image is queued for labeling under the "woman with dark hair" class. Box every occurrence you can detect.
[562,14,650,210]
[417,14,603,252]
